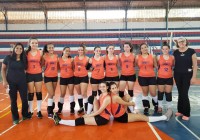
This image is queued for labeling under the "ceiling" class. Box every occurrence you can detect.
[0,0,200,11]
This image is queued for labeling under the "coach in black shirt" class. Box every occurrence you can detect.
[173,37,198,120]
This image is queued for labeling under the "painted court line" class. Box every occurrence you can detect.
[0,94,48,136]
[0,105,11,113]
[175,116,200,140]
[147,122,162,140]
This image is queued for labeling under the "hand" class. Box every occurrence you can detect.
[83,114,89,118]
[3,81,8,89]
[129,101,135,106]
[190,77,196,85]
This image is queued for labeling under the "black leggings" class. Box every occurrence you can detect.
[174,72,192,117]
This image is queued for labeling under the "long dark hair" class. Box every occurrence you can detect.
[162,41,170,49]
[11,43,27,69]
[43,43,54,55]
[26,37,38,55]
[139,43,149,54]
[100,81,111,93]
[93,46,101,57]
[61,47,71,58]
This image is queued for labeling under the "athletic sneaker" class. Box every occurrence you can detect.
[164,108,173,121]
[13,120,19,125]
[53,113,61,125]
[28,112,33,118]
[78,107,84,114]
[48,114,53,119]
[22,114,32,120]
[37,111,43,119]
[144,108,149,115]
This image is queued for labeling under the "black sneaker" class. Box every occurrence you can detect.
[23,113,32,120]
[13,119,19,125]
[37,111,43,119]
[53,113,61,125]
[144,108,149,115]
[48,114,53,119]
[77,107,84,114]
[28,112,33,118]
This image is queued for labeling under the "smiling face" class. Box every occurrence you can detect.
[14,45,23,55]
[99,83,108,93]
[162,45,170,55]
[140,44,148,54]
[110,84,118,94]
[29,39,38,50]
[177,38,187,49]
[78,46,85,55]
[94,47,101,56]
[123,44,131,53]
[106,45,115,54]
[47,44,54,54]
[63,47,70,57]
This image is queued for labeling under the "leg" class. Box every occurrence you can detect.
[58,85,67,114]
[127,81,135,113]
[75,84,84,113]
[149,85,158,112]
[141,86,150,114]
[80,82,88,112]
[27,82,35,113]
[119,81,126,98]
[9,83,19,121]
[35,81,43,118]
[68,84,75,114]
[165,85,173,109]
[91,84,98,96]
[157,85,165,112]
[46,82,55,117]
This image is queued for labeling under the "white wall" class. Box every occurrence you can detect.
[168,21,200,28]
[87,22,124,29]
[128,22,166,29]
[0,24,6,30]
[48,23,85,30]
[8,24,46,30]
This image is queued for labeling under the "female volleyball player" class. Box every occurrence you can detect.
[53,81,111,126]
[1,43,31,124]
[136,43,158,115]
[173,37,197,120]
[157,42,174,113]
[104,45,120,85]
[58,47,75,114]
[89,46,105,97]
[26,37,43,118]
[109,82,172,123]
[119,42,136,113]
[73,44,89,114]
[42,43,58,118]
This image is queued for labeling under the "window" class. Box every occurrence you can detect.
[168,8,200,18]
[128,9,165,18]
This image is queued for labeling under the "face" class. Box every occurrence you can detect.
[99,83,108,93]
[14,45,23,55]
[107,46,115,54]
[94,48,101,56]
[140,44,148,54]
[78,46,84,55]
[162,46,169,55]
[63,48,70,56]
[47,44,54,54]
[29,39,38,50]
[110,84,118,94]
[177,39,187,48]
[123,44,131,52]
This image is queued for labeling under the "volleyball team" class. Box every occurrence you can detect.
[1,36,197,125]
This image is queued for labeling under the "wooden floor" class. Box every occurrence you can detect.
[1,80,200,140]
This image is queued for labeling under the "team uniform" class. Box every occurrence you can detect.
[90,56,105,84]
[111,93,128,123]
[157,55,174,85]
[44,54,58,83]
[104,55,119,82]
[137,54,158,113]
[157,55,174,110]
[119,53,136,82]
[58,57,75,114]
[26,50,43,117]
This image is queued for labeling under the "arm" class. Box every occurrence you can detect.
[115,96,135,106]
[86,96,111,117]
[153,55,158,69]
[191,53,198,84]
[135,55,138,67]
[1,63,8,88]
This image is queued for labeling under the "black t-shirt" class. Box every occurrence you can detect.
[173,48,195,73]
[3,55,26,83]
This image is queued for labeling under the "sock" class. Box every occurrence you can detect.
[148,115,167,122]
[37,100,42,112]
[59,120,75,126]
[152,96,158,103]
[69,95,74,103]
[166,101,172,109]
[28,101,33,113]
[87,103,93,114]
[59,97,64,104]
[48,98,53,106]
[158,100,163,108]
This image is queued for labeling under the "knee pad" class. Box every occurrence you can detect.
[158,91,164,100]
[128,90,133,97]
[142,100,150,108]
[28,93,34,101]
[92,91,97,97]
[36,92,42,100]
[165,92,172,102]
[119,91,124,98]
[88,95,94,104]
[75,117,85,126]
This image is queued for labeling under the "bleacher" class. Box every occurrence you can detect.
[0,30,200,66]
